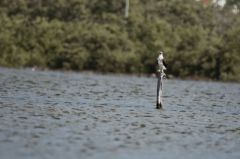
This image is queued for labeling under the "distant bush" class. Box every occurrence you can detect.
[0,0,239,81]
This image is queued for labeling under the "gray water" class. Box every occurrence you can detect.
[0,68,240,159]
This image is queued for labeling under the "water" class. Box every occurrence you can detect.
[0,67,240,159]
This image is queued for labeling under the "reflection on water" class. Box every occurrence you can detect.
[0,68,240,159]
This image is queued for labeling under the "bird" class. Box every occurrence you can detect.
[157,51,167,71]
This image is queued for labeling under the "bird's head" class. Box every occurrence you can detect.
[158,51,164,61]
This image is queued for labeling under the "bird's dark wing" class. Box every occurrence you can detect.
[163,60,167,68]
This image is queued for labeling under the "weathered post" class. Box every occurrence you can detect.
[156,52,166,109]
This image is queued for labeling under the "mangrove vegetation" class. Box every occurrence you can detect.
[0,0,239,81]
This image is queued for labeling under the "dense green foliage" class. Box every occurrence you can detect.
[0,0,239,81]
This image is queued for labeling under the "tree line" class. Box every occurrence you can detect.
[0,0,239,81]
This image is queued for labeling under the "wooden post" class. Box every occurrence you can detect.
[156,71,162,109]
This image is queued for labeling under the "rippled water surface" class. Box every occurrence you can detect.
[0,68,240,159]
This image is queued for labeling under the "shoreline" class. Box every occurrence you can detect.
[0,66,239,84]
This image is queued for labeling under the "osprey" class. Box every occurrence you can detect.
[157,51,167,71]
